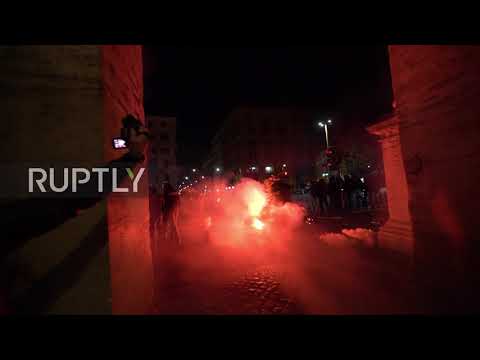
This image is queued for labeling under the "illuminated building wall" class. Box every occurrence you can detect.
[147,116,177,189]
[372,45,480,311]
[0,46,153,314]
[207,106,322,183]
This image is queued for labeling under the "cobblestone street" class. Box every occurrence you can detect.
[153,218,418,315]
[153,238,305,315]
[154,265,302,315]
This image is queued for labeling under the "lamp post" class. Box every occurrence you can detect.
[318,119,333,148]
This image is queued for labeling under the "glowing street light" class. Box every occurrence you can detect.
[185,176,189,180]
[265,166,273,173]
[318,119,333,148]
[192,168,197,173]
[201,175,205,179]
[215,167,221,173]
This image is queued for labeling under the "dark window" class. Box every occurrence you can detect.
[160,121,167,128]
[158,148,169,154]
[249,149,256,161]
[159,133,169,141]
[261,122,269,136]
[164,160,169,168]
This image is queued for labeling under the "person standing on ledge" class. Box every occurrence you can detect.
[0,115,151,313]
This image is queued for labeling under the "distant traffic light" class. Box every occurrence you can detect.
[325,147,339,169]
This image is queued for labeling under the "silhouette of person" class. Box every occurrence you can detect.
[317,178,328,216]
[0,115,150,313]
[161,181,180,247]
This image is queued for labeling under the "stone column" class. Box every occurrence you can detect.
[0,45,154,314]
[0,46,109,314]
[384,46,480,311]
[367,115,414,255]
[101,46,154,314]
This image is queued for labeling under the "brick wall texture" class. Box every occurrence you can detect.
[389,45,480,309]
[0,45,152,314]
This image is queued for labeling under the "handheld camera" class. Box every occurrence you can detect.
[112,114,153,149]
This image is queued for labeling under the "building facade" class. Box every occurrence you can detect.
[204,106,324,185]
[368,45,480,312]
[147,116,177,189]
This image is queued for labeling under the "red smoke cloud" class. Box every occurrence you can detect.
[177,177,305,251]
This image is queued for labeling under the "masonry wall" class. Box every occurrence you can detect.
[0,45,152,314]
[389,46,480,310]
[102,46,154,314]
[0,46,110,314]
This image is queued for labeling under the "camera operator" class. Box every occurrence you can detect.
[1,114,150,259]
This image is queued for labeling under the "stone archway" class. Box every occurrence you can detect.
[1,45,154,314]
[102,46,154,314]
[368,46,480,311]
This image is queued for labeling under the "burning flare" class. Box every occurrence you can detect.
[251,217,265,231]
[246,187,267,217]
[185,177,305,247]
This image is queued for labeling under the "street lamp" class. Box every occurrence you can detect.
[192,168,197,173]
[318,119,333,148]
[215,167,221,173]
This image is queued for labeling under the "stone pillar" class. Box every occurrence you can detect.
[367,115,414,255]
[0,45,153,314]
[101,46,154,314]
[382,46,480,311]
[0,46,109,314]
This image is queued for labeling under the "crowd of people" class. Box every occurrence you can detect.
[148,168,388,246]
[297,170,387,218]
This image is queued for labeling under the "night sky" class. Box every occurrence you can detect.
[143,46,393,167]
